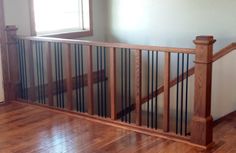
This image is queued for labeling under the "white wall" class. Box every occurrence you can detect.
[107,0,236,51]
[211,50,236,119]
[82,0,109,41]
[142,50,236,121]
[107,0,236,120]
[3,0,31,35]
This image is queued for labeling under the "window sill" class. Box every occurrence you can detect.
[37,29,93,39]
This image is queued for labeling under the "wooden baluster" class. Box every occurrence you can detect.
[46,42,53,106]
[191,36,215,146]
[110,47,117,120]
[163,52,170,132]
[65,44,73,110]
[135,49,142,126]
[27,40,36,102]
[5,26,19,101]
[86,45,94,115]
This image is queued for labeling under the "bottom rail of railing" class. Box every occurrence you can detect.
[13,99,210,149]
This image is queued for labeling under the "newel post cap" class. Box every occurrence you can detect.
[5,25,18,32]
[5,25,18,43]
[194,36,216,45]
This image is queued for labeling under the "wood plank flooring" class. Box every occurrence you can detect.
[0,102,235,153]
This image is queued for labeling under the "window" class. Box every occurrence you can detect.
[32,0,92,37]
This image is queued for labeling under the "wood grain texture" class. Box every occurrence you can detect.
[191,36,215,146]
[134,50,142,126]
[109,47,117,120]
[213,43,236,62]
[17,100,191,146]
[17,36,196,54]
[86,45,94,115]
[0,102,235,153]
[163,52,170,132]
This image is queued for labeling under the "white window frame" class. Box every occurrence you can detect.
[29,0,93,38]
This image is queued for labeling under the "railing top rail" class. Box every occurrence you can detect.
[16,36,196,54]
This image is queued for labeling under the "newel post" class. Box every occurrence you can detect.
[191,36,216,146]
[5,25,19,101]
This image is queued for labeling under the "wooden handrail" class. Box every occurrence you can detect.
[17,36,196,54]
[213,43,236,62]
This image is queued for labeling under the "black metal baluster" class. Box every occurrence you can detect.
[61,43,64,108]
[96,46,100,116]
[38,42,43,104]
[76,45,80,111]
[74,45,79,111]
[124,48,128,122]
[36,42,41,103]
[60,43,64,108]
[155,52,159,129]
[42,42,46,104]
[128,49,131,123]
[22,40,28,99]
[58,43,62,108]
[18,40,22,98]
[147,50,150,128]
[100,46,104,117]
[180,53,185,135]
[176,53,180,134]
[20,40,25,99]
[151,51,154,128]
[40,42,46,104]
[77,45,82,112]
[19,40,25,99]
[80,45,85,112]
[121,49,124,121]
[185,54,190,136]
[57,43,61,108]
[17,40,23,99]
[54,43,59,107]
[104,47,107,117]
[37,42,42,103]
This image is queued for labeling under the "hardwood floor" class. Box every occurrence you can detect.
[0,102,235,153]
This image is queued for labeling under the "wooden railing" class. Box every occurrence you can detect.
[4,25,216,148]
